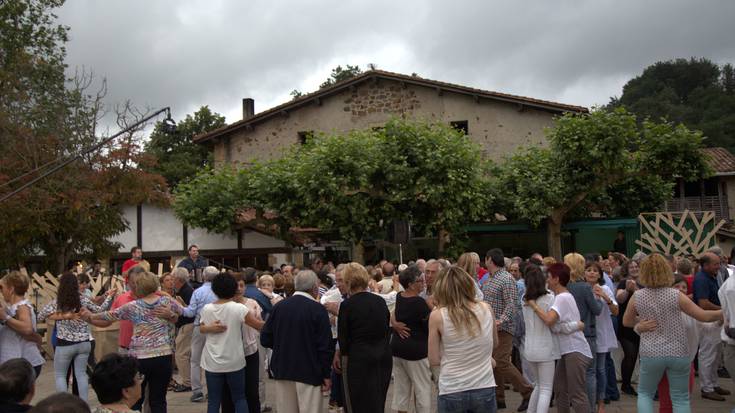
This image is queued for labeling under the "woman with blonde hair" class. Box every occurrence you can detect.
[82,272,183,413]
[428,265,498,412]
[564,252,602,411]
[457,252,481,281]
[257,274,283,306]
[623,254,722,413]
[337,262,392,413]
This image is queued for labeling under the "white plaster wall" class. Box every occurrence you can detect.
[188,227,239,250]
[141,205,181,252]
[111,205,138,252]
[269,253,291,268]
[241,230,287,249]
[110,205,286,254]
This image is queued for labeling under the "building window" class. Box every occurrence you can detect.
[297,131,313,145]
[450,120,469,135]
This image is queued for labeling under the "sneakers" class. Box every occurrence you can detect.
[701,390,726,401]
[714,386,732,396]
[190,392,205,403]
[172,383,191,393]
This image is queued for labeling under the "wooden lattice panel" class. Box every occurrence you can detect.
[636,210,726,256]
[20,269,125,311]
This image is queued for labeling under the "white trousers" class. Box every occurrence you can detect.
[526,360,555,413]
[699,322,723,392]
[274,379,325,413]
[391,357,433,413]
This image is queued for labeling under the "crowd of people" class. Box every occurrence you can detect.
[1,243,735,413]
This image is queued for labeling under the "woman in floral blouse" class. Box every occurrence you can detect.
[38,272,114,401]
[82,271,182,413]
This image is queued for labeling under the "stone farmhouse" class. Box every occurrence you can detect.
[194,70,587,165]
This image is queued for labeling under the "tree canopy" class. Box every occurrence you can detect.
[144,106,225,188]
[0,0,167,272]
[290,64,365,100]
[493,107,711,258]
[173,119,491,261]
[609,57,735,153]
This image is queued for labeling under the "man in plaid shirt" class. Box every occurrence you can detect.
[482,248,533,411]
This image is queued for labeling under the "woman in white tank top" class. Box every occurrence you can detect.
[428,265,499,413]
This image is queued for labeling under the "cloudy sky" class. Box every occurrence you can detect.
[55,0,735,130]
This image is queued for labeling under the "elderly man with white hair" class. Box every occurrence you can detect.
[179,265,219,403]
[261,270,334,413]
[171,267,195,392]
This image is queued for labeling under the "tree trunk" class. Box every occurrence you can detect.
[54,252,66,275]
[437,229,450,255]
[352,241,365,264]
[547,213,563,261]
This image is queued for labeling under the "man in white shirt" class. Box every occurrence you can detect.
[718,272,735,408]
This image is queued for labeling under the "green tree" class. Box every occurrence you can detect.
[173,119,490,262]
[319,64,363,88]
[290,64,364,100]
[493,108,710,259]
[144,106,225,188]
[609,58,735,153]
[0,0,168,272]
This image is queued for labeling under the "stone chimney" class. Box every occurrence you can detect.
[242,98,255,120]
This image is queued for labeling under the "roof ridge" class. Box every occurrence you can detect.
[195,70,588,143]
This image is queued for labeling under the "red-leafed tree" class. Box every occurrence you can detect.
[0,0,168,272]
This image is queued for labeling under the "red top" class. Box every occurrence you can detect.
[477,267,488,281]
[122,259,139,275]
[684,275,694,295]
[112,291,135,348]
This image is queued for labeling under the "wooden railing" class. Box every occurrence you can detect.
[663,196,730,221]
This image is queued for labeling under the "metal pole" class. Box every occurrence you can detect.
[399,243,403,265]
[0,107,172,203]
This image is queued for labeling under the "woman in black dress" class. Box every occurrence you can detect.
[615,259,643,395]
[338,262,392,413]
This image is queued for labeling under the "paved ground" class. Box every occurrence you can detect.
[31,360,735,412]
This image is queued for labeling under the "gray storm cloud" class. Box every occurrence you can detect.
[55,0,735,128]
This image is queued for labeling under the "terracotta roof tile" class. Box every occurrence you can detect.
[702,147,735,174]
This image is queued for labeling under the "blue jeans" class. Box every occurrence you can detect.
[585,337,597,411]
[605,352,619,400]
[54,341,91,401]
[638,357,690,413]
[206,367,248,413]
[595,352,608,403]
[438,387,497,413]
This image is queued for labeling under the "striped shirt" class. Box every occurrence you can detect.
[100,296,182,359]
